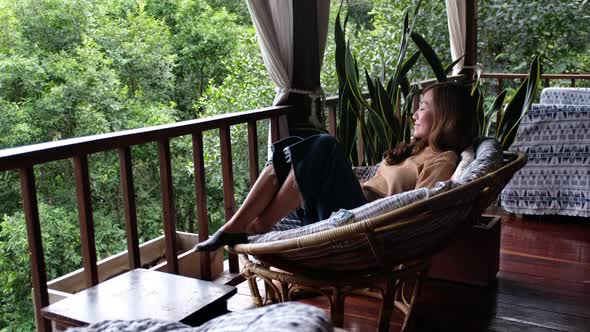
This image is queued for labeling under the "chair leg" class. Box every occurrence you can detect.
[281,281,290,302]
[246,276,264,307]
[400,270,427,332]
[329,288,345,328]
[378,278,396,332]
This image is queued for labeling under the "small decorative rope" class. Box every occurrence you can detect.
[279,87,326,128]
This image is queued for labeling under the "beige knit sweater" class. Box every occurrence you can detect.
[361,146,458,202]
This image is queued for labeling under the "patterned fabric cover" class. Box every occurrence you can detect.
[249,182,450,244]
[252,181,469,271]
[540,87,590,105]
[501,104,590,217]
[352,164,380,182]
[66,303,333,332]
[451,146,475,181]
[455,138,504,183]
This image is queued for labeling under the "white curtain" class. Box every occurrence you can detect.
[247,0,331,141]
[246,0,293,106]
[445,0,466,75]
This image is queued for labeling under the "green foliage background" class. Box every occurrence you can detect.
[0,0,587,330]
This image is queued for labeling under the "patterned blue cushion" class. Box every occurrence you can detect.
[352,164,379,181]
[197,302,332,332]
[66,303,333,332]
[456,138,504,183]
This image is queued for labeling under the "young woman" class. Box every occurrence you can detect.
[195,83,479,251]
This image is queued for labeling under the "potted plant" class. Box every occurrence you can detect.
[334,0,462,166]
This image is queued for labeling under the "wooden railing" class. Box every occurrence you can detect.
[0,105,294,331]
[481,73,590,93]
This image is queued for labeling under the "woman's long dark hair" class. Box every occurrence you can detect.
[384,83,479,165]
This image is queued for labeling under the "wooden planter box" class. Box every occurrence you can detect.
[43,231,224,304]
[429,215,502,286]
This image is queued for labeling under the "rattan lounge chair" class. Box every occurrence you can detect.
[229,141,526,332]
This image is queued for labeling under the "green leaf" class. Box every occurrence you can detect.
[410,32,447,82]
[375,79,396,139]
[444,55,465,74]
[497,55,542,149]
[399,51,421,82]
[485,90,507,136]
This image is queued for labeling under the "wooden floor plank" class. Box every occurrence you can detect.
[496,277,590,318]
[495,302,590,332]
[498,271,590,297]
[487,316,563,332]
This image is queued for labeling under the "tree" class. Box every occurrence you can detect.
[10,0,91,54]
[173,0,243,118]
[93,10,176,103]
[479,0,589,73]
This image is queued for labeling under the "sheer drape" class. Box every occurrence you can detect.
[246,0,293,106]
[446,0,466,75]
[247,0,330,140]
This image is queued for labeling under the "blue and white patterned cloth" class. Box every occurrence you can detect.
[501,103,590,217]
[65,302,333,332]
[540,87,590,106]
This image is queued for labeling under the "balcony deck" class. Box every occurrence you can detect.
[227,214,590,332]
[2,73,588,331]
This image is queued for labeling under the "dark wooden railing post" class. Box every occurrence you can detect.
[118,147,140,269]
[192,133,211,280]
[571,79,576,87]
[158,139,179,275]
[357,109,365,165]
[270,116,280,142]
[496,78,504,132]
[327,104,337,136]
[219,126,239,273]
[20,168,52,332]
[73,155,99,287]
[247,121,260,186]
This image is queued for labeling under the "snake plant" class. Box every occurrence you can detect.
[335,0,461,165]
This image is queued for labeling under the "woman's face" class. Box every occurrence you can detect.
[413,89,435,139]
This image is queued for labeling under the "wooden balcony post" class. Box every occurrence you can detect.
[73,155,99,287]
[463,0,477,77]
[270,116,280,143]
[158,139,179,275]
[118,147,141,269]
[247,121,260,186]
[327,104,337,136]
[19,168,52,332]
[496,78,504,132]
[219,126,239,272]
[192,133,212,280]
[357,109,365,166]
[285,0,322,137]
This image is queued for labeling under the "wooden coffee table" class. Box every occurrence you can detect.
[42,269,237,328]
